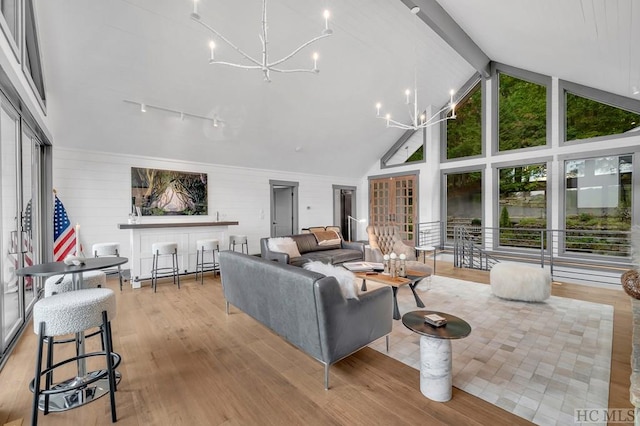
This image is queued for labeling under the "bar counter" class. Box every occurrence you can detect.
[118,221,239,288]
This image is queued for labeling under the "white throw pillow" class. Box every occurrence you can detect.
[268,237,301,258]
[303,261,359,299]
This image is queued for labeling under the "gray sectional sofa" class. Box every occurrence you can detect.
[260,233,364,266]
[219,251,393,389]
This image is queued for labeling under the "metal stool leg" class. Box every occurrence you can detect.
[174,250,180,289]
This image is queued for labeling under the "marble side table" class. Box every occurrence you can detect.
[402,310,471,402]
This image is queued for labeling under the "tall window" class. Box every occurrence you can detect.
[445,171,482,239]
[566,92,640,141]
[565,155,632,256]
[498,73,546,151]
[498,164,547,248]
[446,82,482,159]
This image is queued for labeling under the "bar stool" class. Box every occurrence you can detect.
[229,235,248,254]
[92,243,124,291]
[30,288,120,425]
[151,242,180,292]
[44,270,107,297]
[195,239,220,284]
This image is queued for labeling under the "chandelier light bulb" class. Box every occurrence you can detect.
[376,102,381,116]
[209,40,215,61]
[420,114,426,124]
[140,103,146,113]
[191,0,199,18]
[322,9,333,35]
[405,89,411,104]
[313,52,319,70]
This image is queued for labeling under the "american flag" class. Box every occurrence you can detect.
[53,195,77,261]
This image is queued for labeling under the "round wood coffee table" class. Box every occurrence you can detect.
[402,310,471,402]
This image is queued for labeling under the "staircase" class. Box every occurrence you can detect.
[453,226,499,271]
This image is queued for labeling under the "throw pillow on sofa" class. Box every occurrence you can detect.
[312,230,342,247]
[303,261,359,299]
[268,237,301,258]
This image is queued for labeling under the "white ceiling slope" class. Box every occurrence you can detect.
[35,1,640,178]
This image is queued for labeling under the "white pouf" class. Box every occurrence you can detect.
[490,262,551,302]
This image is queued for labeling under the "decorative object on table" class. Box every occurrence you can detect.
[131,167,207,216]
[374,7,456,131]
[342,261,384,272]
[389,253,397,278]
[189,0,333,82]
[398,253,407,277]
[383,254,390,275]
[423,313,447,327]
[53,193,80,261]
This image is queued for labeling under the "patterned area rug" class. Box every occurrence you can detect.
[368,275,614,426]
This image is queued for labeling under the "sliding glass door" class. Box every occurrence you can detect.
[0,99,43,359]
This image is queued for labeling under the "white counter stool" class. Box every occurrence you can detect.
[229,235,248,254]
[30,288,120,425]
[196,239,220,284]
[92,243,124,291]
[151,242,180,292]
[44,270,107,297]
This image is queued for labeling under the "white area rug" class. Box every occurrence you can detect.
[368,275,614,426]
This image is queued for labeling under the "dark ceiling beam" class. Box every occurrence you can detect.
[400,0,491,78]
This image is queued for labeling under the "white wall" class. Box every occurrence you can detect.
[53,147,359,267]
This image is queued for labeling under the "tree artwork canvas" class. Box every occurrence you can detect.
[131,167,208,216]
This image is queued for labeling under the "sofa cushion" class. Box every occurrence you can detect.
[303,261,359,299]
[290,234,321,254]
[268,237,302,258]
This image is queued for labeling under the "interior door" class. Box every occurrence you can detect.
[369,174,418,244]
[272,186,294,237]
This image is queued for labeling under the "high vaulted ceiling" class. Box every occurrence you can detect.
[35,0,640,178]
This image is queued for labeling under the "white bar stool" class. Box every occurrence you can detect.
[151,242,180,292]
[196,239,219,284]
[92,242,124,291]
[30,288,120,425]
[45,271,107,297]
[228,235,248,254]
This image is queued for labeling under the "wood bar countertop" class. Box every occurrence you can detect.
[118,221,239,229]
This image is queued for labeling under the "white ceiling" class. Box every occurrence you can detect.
[34,0,640,178]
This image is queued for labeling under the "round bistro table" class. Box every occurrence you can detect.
[402,310,471,402]
[16,257,128,412]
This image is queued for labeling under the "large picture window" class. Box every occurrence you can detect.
[564,155,632,256]
[445,170,482,240]
[566,92,640,142]
[498,163,547,248]
[498,73,547,152]
[446,82,482,159]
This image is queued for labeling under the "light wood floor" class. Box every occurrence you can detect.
[0,262,632,426]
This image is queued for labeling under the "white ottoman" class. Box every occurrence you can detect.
[490,262,551,302]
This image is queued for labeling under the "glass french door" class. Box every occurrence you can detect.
[369,174,418,244]
[1,100,42,356]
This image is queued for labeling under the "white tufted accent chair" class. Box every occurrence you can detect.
[366,225,417,262]
[366,225,432,276]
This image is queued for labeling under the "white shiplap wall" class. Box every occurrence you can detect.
[53,147,360,269]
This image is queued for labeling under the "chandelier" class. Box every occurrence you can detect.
[375,7,457,131]
[190,0,333,82]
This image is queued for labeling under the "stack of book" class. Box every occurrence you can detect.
[424,313,447,327]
